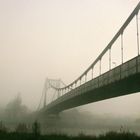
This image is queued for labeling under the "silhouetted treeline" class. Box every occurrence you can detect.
[0,129,140,140]
[0,120,41,140]
[0,119,140,140]
[0,120,140,140]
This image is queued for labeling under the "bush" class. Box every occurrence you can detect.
[15,123,28,133]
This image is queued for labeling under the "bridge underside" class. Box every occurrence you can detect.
[44,73,140,114]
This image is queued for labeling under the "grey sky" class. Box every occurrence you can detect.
[0,0,140,116]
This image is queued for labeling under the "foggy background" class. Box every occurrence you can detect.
[0,0,140,120]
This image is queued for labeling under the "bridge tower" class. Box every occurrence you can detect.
[37,78,65,110]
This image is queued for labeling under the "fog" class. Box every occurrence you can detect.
[39,109,140,136]
[0,0,140,135]
[0,95,140,135]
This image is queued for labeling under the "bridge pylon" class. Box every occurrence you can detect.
[37,78,65,111]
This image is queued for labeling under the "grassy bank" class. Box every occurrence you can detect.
[0,131,140,140]
[0,121,140,140]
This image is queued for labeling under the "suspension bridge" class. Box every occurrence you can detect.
[38,2,140,114]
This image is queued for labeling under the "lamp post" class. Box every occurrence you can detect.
[112,62,116,67]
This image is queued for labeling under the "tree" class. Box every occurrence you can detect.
[5,93,29,122]
[0,121,7,133]
[32,120,41,137]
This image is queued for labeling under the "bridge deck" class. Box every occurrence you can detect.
[44,55,140,114]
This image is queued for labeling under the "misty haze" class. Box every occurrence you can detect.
[0,0,140,140]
